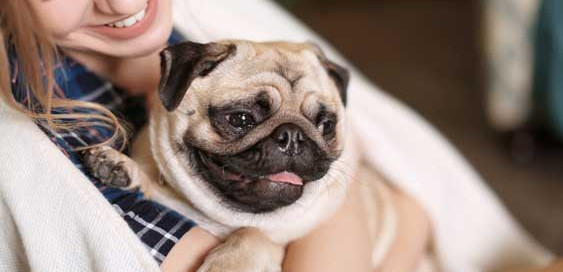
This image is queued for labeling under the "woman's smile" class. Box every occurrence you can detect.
[105,6,146,28]
[91,0,158,40]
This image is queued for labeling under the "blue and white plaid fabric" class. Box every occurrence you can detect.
[9,31,195,264]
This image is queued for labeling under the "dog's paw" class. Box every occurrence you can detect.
[82,146,134,188]
[197,245,282,272]
[197,228,283,272]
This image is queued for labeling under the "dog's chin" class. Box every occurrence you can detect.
[189,147,324,213]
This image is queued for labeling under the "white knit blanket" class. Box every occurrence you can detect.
[0,1,553,271]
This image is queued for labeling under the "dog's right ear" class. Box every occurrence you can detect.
[306,42,350,106]
[159,41,236,111]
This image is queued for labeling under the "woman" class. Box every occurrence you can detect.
[0,0,433,271]
[0,0,553,271]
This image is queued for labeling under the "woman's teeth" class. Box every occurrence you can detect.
[105,8,146,28]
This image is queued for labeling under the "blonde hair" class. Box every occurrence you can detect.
[0,0,127,150]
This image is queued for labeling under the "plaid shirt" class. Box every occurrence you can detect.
[9,31,195,264]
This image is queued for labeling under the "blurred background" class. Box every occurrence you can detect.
[275,0,563,253]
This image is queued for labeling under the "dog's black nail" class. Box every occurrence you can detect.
[97,164,111,178]
[111,176,130,187]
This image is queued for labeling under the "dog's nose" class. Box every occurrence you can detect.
[271,124,305,157]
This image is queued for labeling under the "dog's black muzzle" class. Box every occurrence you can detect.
[190,123,335,213]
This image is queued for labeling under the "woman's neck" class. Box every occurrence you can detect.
[63,48,163,97]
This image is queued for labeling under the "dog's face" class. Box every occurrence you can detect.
[155,40,349,213]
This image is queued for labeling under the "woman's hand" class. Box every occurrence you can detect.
[160,227,221,272]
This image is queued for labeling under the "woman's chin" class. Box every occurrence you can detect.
[61,25,172,59]
[57,0,173,59]
[101,27,173,58]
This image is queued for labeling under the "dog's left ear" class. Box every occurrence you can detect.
[308,43,350,106]
[159,41,236,111]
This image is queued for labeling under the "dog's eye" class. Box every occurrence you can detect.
[318,119,335,136]
[226,112,256,130]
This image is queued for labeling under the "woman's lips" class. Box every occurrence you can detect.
[89,0,158,40]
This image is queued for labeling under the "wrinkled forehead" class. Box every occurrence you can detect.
[200,41,338,104]
[235,41,323,76]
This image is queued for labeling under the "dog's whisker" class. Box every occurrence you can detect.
[326,172,347,191]
[328,165,353,181]
[330,161,360,182]
[158,146,187,178]
[331,161,355,173]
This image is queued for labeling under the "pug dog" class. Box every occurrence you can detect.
[84,40,413,271]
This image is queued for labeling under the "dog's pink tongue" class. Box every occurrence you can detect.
[267,172,303,186]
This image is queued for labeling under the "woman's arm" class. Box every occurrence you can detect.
[283,180,432,272]
[377,186,432,272]
[283,181,373,272]
[159,179,432,272]
[518,261,563,272]
[160,189,372,272]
